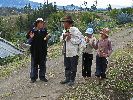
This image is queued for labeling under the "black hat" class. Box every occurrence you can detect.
[60,16,74,23]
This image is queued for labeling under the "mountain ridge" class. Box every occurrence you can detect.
[0,0,39,8]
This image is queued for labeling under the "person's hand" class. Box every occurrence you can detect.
[92,39,96,45]
[29,32,34,38]
[102,53,108,58]
[64,32,70,36]
[44,34,51,40]
[65,35,71,41]
[85,36,90,43]
[85,36,87,41]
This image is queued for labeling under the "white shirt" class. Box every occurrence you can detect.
[83,36,96,54]
[60,27,83,57]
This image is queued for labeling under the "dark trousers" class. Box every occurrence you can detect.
[30,56,47,80]
[64,55,79,82]
[95,55,108,78]
[82,53,93,77]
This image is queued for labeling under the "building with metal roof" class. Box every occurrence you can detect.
[0,37,23,58]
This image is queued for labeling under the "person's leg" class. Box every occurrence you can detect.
[30,56,38,82]
[39,55,48,82]
[86,54,93,77]
[60,57,71,84]
[95,55,102,77]
[65,57,71,81]
[68,55,79,86]
[82,53,87,78]
[101,57,108,79]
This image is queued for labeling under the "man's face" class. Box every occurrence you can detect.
[87,34,92,38]
[63,22,70,29]
[37,21,44,29]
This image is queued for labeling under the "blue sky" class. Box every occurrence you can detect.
[30,0,133,8]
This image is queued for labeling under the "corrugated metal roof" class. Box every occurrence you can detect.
[0,37,23,58]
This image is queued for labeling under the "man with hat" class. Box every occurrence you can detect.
[26,18,50,83]
[93,28,113,81]
[82,28,96,80]
[60,15,84,86]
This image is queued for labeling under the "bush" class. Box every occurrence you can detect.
[116,13,133,24]
[121,7,133,15]
[108,8,120,18]
[105,45,133,99]
[0,55,24,66]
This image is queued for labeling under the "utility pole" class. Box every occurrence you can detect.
[47,0,48,5]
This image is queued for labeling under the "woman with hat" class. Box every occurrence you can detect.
[60,15,85,86]
[26,18,50,83]
[82,28,96,80]
[93,28,113,82]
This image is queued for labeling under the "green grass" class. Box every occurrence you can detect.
[48,42,62,59]
[58,42,133,100]
[0,43,62,79]
[0,55,30,79]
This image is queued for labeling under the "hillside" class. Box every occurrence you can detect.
[0,0,39,8]
[0,27,133,100]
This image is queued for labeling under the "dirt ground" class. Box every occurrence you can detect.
[0,27,133,100]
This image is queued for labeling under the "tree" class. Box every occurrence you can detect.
[71,4,75,11]
[84,1,88,11]
[94,0,97,6]
[63,6,66,12]
[53,2,57,11]
[108,4,112,11]
[91,4,97,11]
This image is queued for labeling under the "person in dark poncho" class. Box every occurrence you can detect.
[26,18,50,83]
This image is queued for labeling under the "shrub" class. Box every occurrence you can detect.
[116,12,133,24]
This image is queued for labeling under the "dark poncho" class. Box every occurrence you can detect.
[27,28,48,64]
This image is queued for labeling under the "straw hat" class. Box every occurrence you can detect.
[60,16,74,23]
[100,28,110,37]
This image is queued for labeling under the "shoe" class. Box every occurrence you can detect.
[30,79,36,83]
[84,77,88,80]
[60,80,69,84]
[68,81,75,86]
[40,78,48,82]
[95,77,101,85]
[85,77,91,81]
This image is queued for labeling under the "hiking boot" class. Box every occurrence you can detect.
[60,80,69,84]
[40,78,48,82]
[30,79,36,83]
[68,81,75,86]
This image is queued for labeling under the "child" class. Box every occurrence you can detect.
[94,28,113,80]
[82,28,96,80]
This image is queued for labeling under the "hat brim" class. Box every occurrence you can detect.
[85,32,93,34]
[60,20,74,23]
[100,32,109,37]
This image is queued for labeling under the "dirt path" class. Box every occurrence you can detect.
[0,27,133,100]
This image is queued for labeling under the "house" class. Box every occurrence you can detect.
[0,37,23,58]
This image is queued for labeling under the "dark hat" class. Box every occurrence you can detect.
[60,16,74,23]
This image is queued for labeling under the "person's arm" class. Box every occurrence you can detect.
[26,30,34,44]
[60,31,65,42]
[26,30,31,39]
[92,39,98,50]
[107,40,113,57]
[44,29,51,41]
[86,37,96,48]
